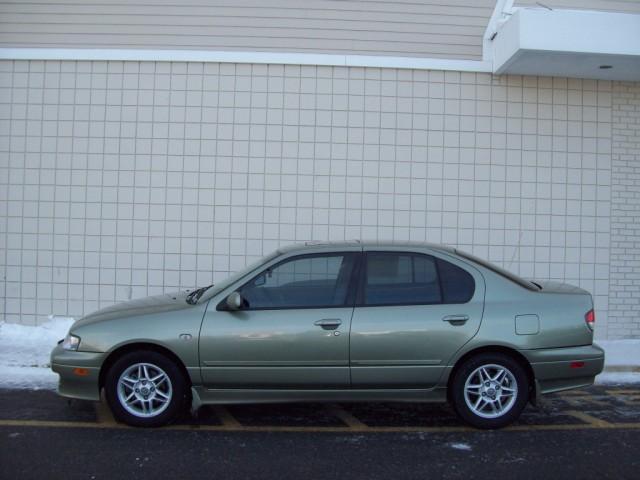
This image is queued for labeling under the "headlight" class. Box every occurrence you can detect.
[62,333,81,351]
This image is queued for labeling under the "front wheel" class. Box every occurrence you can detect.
[451,353,529,429]
[104,351,187,427]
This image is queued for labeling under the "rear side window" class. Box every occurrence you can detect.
[363,252,475,306]
[364,253,441,306]
[437,258,475,303]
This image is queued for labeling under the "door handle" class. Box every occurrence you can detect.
[442,314,469,325]
[314,319,342,330]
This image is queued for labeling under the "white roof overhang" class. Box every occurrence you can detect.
[492,8,640,81]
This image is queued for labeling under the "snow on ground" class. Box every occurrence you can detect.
[0,317,639,389]
[595,339,640,385]
[596,372,640,385]
[0,316,73,389]
[449,442,472,451]
[596,340,640,366]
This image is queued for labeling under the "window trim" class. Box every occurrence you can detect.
[217,251,361,312]
[356,251,475,308]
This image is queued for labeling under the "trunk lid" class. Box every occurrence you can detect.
[531,281,595,347]
[533,280,591,296]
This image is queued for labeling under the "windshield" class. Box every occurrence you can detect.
[192,250,281,304]
[455,249,540,291]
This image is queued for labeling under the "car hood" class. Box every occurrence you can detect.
[72,290,193,328]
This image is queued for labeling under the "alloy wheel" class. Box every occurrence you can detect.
[116,362,173,418]
[463,363,518,419]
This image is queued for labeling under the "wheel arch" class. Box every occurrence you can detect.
[98,342,192,392]
[446,345,536,402]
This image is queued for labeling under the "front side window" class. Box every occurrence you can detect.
[240,253,357,309]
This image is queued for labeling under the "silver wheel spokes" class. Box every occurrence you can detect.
[117,363,173,418]
[464,364,518,419]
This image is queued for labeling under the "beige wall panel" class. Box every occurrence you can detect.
[0,0,495,60]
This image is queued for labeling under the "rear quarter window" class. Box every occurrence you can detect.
[437,259,475,303]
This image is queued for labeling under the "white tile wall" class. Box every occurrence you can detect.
[0,60,614,337]
[609,82,640,339]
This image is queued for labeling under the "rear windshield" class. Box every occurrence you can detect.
[455,249,540,291]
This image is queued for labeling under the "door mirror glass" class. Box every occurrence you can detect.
[226,291,244,311]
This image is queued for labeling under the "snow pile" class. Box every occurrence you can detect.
[595,339,640,385]
[0,316,73,389]
[597,339,640,366]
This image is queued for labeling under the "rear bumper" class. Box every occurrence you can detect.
[50,344,104,401]
[521,344,605,395]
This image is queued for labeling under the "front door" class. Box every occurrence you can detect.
[350,250,485,388]
[199,252,359,389]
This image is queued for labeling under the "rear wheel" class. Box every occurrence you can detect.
[451,352,529,429]
[105,351,187,427]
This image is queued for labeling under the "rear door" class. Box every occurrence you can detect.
[349,249,485,388]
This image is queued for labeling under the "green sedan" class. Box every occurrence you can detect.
[51,241,604,429]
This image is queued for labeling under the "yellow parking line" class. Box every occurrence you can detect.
[604,391,640,406]
[95,398,117,426]
[564,411,613,428]
[326,404,369,430]
[557,395,610,408]
[212,406,242,428]
[0,419,124,430]
[606,389,640,399]
[1,418,640,433]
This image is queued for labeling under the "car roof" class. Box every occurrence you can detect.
[277,240,455,255]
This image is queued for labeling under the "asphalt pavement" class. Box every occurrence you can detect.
[1,385,639,479]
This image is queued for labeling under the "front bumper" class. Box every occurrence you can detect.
[50,344,105,401]
[521,343,605,395]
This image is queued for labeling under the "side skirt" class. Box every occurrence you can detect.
[191,386,447,407]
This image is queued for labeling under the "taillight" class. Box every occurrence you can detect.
[585,309,595,331]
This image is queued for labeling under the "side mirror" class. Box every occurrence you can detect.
[225,291,243,311]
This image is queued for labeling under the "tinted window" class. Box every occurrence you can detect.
[437,258,475,303]
[240,254,356,309]
[364,253,441,306]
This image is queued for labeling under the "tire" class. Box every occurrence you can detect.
[450,352,529,429]
[104,350,188,427]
